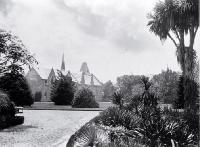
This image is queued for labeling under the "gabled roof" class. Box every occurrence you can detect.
[34,68,52,80]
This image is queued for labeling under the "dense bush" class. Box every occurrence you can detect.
[51,71,75,105]
[0,72,34,106]
[0,91,15,117]
[34,91,42,102]
[72,88,99,108]
[0,91,24,129]
[68,76,199,146]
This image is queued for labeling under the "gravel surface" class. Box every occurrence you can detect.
[0,110,99,147]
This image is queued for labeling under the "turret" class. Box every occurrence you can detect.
[80,62,90,74]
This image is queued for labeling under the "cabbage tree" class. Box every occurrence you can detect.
[148,0,199,108]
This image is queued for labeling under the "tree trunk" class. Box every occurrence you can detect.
[183,46,197,109]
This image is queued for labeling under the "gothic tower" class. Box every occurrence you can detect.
[80,62,90,74]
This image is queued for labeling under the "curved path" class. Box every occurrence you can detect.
[0,110,99,147]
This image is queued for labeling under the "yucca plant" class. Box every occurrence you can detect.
[112,91,124,108]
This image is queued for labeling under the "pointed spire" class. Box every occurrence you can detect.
[61,53,65,71]
[80,62,90,74]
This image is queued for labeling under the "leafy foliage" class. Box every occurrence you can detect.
[0,72,34,106]
[0,90,24,129]
[72,88,99,108]
[116,75,143,102]
[51,71,75,105]
[75,76,199,146]
[151,68,179,104]
[102,80,115,102]
[0,29,37,75]
[174,74,199,110]
[0,90,15,117]
[112,91,124,108]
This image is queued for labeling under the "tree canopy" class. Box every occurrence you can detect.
[148,0,199,79]
[151,68,179,104]
[0,72,34,106]
[0,30,37,75]
[116,75,143,101]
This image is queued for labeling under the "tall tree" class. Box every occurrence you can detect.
[50,71,75,105]
[0,30,37,75]
[148,0,199,108]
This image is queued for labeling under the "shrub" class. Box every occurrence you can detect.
[51,71,75,105]
[8,116,24,126]
[69,76,199,146]
[94,107,141,130]
[0,73,34,106]
[0,91,15,117]
[0,90,24,129]
[72,88,99,108]
[34,91,42,102]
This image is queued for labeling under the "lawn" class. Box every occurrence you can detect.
[0,110,99,147]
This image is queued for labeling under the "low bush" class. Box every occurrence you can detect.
[8,116,24,126]
[0,90,24,129]
[0,91,15,117]
[72,88,99,108]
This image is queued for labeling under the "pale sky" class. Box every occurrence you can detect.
[0,0,199,83]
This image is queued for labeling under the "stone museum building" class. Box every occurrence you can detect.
[25,55,104,102]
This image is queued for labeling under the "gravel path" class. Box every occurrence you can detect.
[0,110,99,147]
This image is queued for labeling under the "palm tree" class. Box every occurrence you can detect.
[147,0,199,108]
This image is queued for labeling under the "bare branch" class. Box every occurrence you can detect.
[167,33,178,47]
[194,27,198,37]
[174,30,181,42]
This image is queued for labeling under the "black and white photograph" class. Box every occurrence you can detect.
[0,0,199,146]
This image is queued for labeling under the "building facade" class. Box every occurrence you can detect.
[25,56,104,102]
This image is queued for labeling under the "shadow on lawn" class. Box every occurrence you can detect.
[1,125,38,132]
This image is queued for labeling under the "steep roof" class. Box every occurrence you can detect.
[35,68,52,80]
